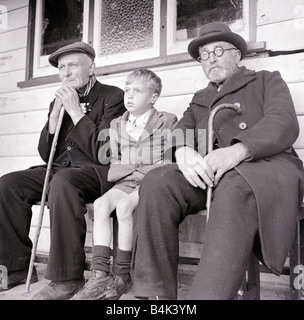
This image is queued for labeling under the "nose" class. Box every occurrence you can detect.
[209,52,217,63]
[63,66,72,79]
[127,91,134,99]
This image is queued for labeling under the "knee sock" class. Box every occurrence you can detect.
[91,245,110,273]
[113,248,132,276]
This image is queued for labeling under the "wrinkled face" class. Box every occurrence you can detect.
[198,41,241,85]
[58,53,95,90]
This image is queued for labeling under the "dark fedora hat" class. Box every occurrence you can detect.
[188,22,247,61]
[49,41,96,68]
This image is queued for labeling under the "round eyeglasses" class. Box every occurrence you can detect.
[197,46,237,62]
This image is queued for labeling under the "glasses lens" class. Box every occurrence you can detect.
[214,47,224,57]
[200,52,209,61]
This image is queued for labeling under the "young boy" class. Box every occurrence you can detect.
[72,69,178,300]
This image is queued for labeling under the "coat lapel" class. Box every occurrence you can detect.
[144,107,162,132]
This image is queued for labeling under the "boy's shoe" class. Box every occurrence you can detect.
[71,270,132,300]
[104,273,132,300]
[71,270,112,300]
[0,266,38,292]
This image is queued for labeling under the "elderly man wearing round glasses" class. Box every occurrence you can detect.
[132,22,304,300]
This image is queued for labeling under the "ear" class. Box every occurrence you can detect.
[234,49,242,64]
[151,93,159,105]
[89,62,96,76]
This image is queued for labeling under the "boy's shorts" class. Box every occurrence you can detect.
[112,171,145,194]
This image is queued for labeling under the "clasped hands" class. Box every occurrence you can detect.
[175,143,250,189]
[49,85,84,133]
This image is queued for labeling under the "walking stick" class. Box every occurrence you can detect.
[25,106,65,293]
[205,103,241,223]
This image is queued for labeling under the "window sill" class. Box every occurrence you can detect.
[17,42,266,89]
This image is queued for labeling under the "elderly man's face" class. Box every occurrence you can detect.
[199,41,241,85]
[58,53,95,91]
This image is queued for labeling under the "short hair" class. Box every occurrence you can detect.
[125,69,162,96]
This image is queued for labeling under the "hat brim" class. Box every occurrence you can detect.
[49,48,95,68]
[188,31,247,61]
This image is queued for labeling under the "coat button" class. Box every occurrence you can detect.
[67,146,72,151]
[239,122,247,130]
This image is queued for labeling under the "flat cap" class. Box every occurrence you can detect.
[48,41,95,68]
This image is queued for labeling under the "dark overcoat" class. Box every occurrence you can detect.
[37,80,126,191]
[176,66,304,274]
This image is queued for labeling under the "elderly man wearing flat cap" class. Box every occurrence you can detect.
[132,22,304,299]
[0,41,126,299]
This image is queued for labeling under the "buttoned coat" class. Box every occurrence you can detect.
[176,66,304,274]
[107,107,178,182]
[37,80,126,190]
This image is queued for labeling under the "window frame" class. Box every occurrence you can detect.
[18,0,264,89]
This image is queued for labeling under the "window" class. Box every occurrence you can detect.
[21,0,259,87]
[93,0,160,66]
[167,0,247,55]
[33,0,89,77]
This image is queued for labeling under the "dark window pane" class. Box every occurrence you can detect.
[41,0,84,56]
[177,0,243,39]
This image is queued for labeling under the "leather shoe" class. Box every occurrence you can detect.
[31,276,85,300]
[0,266,38,292]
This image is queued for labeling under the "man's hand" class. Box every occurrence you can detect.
[204,142,251,186]
[175,146,214,189]
[55,85,84,125]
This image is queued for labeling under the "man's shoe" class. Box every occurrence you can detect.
[31,276,85,300]
[71,270,112,300]
[0,266,38,292]
[103,273,132,300]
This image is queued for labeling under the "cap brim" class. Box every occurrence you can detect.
[49,48,95,68]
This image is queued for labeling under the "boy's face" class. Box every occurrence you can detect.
[124,80,158,117]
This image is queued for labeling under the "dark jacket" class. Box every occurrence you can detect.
[176,66,304,274]
[38,80,126,189]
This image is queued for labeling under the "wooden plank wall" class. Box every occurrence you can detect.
[0,0,304,256]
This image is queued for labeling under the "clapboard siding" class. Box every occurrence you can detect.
[0,110,46,135]
[257,20,304,51]
[0,5,28,34]
[0,70,27,94]
[0,156,43,177]
[0,133,40,157]
[0,28,28,53]
[0,0,28,12]
[257,0,304,26]
[0,48,27,74]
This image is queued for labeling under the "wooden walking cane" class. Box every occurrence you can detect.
[205,103,241,223]
[25,106,65,293]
